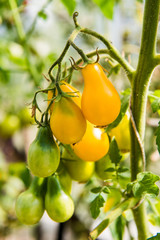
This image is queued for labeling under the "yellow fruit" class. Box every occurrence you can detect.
[72,121,109,162]
[81,63,121,126]
[109,114,130,152]
[50,97,86,144]
[48,81,81,113]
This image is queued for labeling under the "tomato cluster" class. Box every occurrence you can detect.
[15,62,126,225]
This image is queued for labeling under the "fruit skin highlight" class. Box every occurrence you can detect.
[81,63,121,126]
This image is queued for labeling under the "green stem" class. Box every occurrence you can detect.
[69,40,91,63]
[130,0,160,239]
[80,28,135,82]
[89,197,139,240]
[48,27,81,80]
[9,0,25,40]
[9,0,41,85]
[64,48,111,76]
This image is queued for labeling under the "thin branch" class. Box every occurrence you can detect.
[153,54,160,66]
[69,40,90,63]
[9,0,25,40]
[129,96,146,171]
[80,28,135,82]
[48,27,81,80]
[64,49,114,74]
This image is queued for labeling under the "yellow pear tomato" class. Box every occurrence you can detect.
[81,63,121,126]
[50,97,86,144]
[48,81,81,113]
[72,121,109,162]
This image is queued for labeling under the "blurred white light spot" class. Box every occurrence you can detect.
[93,128,101,139]
[9,43,23,57]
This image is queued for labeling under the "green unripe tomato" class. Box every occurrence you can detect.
[62,147,94,182]
[0,114,20,138]
[15,177,44,225]
[28,126,60,178]
[45,175,74,223]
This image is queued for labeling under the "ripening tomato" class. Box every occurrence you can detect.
[48,81,81,113]
[81,63,121,126]
[109,114,130,152]
[62,147,94,182]
[50,97,86,144]
[57,162,72,194]
[72,121,109,162]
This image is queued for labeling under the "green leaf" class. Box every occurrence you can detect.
[148,213,160,226]
[108,64,121,77]
[132,172,160,198]
[110,215,126,240]
[104,167,115,172]
[137,172,160,183]
[126,182,134,195]
[155,122,160,153]
[148,90,160,114]
[106,92,130,132]
[102,186,110,194]
[109,138,122,165]
[90,194,105,219]
[60,0,76,16]
[117,167,129,173]
[91,187,102,194]
[136,0,143,2]
[121,88,131,96]
[92,0,115,19]
[151,99,160,113]
[147,233,160,240]
[38,11,47,20]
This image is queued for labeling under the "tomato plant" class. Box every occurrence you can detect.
[3,0,160,239]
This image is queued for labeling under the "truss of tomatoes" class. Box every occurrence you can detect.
[15,63,122,225]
